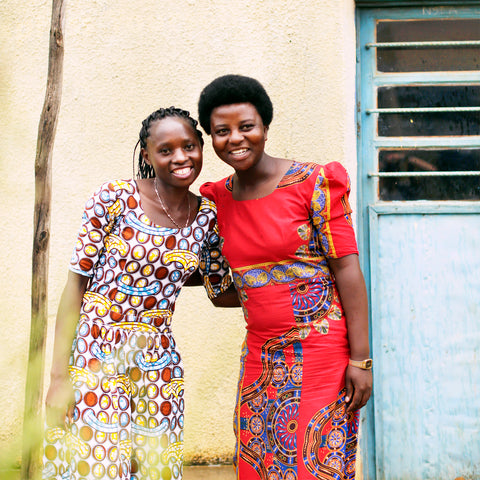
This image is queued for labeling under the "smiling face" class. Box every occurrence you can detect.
[141,116,203,190]
[210,102,268,172]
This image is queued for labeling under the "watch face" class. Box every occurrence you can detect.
[365,359,373,369]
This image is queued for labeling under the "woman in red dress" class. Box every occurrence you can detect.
[198,75,373,480]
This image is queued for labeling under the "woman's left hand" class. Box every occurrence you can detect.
[345,365,372,412]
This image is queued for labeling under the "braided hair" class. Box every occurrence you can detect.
[134,106,204,179]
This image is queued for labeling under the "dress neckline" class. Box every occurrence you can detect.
[132,179,202,230]
[225,160,298,202]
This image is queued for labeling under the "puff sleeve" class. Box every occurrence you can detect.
[310,162,358,259]
[199,181,217,204]
[69,182,120,277]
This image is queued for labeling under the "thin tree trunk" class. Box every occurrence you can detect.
[22,1,66,479]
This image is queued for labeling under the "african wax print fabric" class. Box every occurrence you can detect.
[200,162,360,480]
[43,180,231,480]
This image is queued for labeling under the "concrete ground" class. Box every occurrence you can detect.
[2,465,236,479]
[184,465,236,479]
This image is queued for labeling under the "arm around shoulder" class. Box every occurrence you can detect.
[182,270,241,307]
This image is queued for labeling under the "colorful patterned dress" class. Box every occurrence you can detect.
[200,161,360,480]
[43,180,231,480]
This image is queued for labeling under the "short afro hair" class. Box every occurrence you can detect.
[198,74,273,134]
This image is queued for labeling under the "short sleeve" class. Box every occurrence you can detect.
[199,181,217,203]
[198,198,233,299]
[310,162,358,259]
[69,182,120,277]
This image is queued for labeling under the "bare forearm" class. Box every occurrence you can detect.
[328,254,372,411]
[186,271,241,306]
[328,254,370,360]
[50,271,89,380]
[183,270,203,286]
[211,284,241,308]
[46,271,89,426]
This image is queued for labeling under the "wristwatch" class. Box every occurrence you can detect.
[349,358,373,370]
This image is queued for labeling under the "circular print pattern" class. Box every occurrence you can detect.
[266,390,300,465]
[43,181,232,480]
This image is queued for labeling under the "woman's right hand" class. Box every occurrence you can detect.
[46,272,89,428]
[45,375,75,428]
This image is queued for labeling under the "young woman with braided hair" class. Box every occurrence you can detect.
[43,106,239,480]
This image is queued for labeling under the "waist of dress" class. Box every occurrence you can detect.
[79,308,173,333]
[76,315,172,354]
[232,259,332,290]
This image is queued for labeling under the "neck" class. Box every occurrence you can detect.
[153,178,189,206]
[153,177,192,228]
[235,153,275,187]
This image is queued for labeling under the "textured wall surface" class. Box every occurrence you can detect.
[0,0,357,467]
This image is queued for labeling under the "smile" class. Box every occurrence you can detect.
[231,148,249,156]
[172,167,193,177]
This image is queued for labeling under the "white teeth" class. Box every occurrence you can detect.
[231,149,248,155]
[174,167,191,175]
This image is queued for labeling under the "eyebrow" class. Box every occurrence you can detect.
[213,118,256,127]
[155,136,197,146]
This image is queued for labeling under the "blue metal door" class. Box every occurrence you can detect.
[356,6,480,479]
[369,205,480,479]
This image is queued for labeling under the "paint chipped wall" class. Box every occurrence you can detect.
[0,0,357,467]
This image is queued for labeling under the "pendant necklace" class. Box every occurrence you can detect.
[153,177,191,229]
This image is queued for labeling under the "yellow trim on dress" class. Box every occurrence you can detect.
[319,166,337,258]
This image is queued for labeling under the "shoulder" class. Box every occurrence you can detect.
[89,179,136,200]
[199,181,215,200]
[198,195,218,215]
[317,161,349,181]
[315,162,351,191]
[106,179,137,196]
[276,161,319,190]
[83,180,136,216]
[200,177,231,202]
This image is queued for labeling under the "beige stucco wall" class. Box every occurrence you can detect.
[0,0,357,469]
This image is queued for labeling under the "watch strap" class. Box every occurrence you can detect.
[348,358,373,370]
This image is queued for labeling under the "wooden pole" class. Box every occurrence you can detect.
[21,1,66,479]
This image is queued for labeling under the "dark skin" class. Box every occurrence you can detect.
[184,270,240,307]
[208,102,372,412]
[137,116,204,229]
[328,255,372,412]
[45,271,89,427]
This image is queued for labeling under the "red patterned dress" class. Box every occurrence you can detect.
[200,161,360,480]
[43,180,231,480]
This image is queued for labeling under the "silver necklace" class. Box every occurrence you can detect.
[153,177,191,229]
